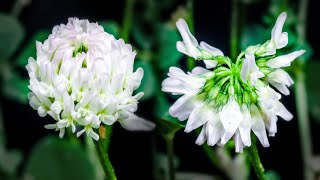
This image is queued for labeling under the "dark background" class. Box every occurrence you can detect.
[1,0,320,179]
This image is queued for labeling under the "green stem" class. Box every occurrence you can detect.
[120,0,134,42]
[246,144,265,180]
[295,70,313,180]
[295,0,313,179]
[186,0,195,71]
[230,0,239,60]
[93,137,117,180]
[164,133,175,180]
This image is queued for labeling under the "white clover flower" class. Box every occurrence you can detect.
[176,19,201,59]
[240,53,264,86]
[266,69,294,95]
[176,19,224,68]
[200,41,224,69]
[266,50,306,68]
[162,13,304,152]
[265,12,288,55]
[257,86,293,137]
[26,18,155,140]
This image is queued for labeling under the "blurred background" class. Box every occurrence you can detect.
[0,0,320,179]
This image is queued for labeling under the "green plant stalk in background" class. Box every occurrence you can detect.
[120,0,134,42]
[186,0,195,71]
[164,133,176,180]
[295,0,313,179]
[93,132,117,180]
[230,0,239,60]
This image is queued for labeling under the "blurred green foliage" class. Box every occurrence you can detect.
[24,137,95,180]
[0,13,24,62]
[306,61,320,123]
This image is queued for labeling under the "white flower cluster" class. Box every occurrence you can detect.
[27,18,155,140]
[162,12,304,152]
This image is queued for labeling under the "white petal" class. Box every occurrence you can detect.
[185,105,210,133]
[59,128,65,138]
[195,124,207,145]
[277,32,288,49]
[250,105,270,147]
[169,94,201,121]
[266,50,306,68]
[176,41,188,55]
[274,101,293,121]
[89,129,100,141]
[269,82,290,95]
[271,12,287,49]
[44,124,57,129]
[234,131,245,153]
[176,19,201,58]
[203,60,218,69]
[267,69,294,85]
[219,98,242,144]
[76,129,86,137]
[191,66,210,75]
[119,113,155,131]
[199,41,224,56]
[206,116,223,146]
[239,106,251,146]
[176,19,198,47]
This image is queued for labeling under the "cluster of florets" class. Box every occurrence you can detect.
[162,12,304,152]
[27,18,154,140]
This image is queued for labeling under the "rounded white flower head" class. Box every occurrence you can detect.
[162,12,304,152]
[26,18,155,140]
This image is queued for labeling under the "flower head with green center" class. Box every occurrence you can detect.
[26,18,155,140]
[162,12,305,152]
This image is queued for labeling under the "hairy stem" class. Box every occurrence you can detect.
[93,137,117,180]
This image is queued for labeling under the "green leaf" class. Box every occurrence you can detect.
[306,61,320,123]
[0,13,25,61]
[2,69,30,104]
[154,95,185,136]
[134,60,157,100]
[24,136,95,180]
[99,20,119,38]
[16,30,50,67]
[156,24,183,70]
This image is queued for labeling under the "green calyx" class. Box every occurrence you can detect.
[198,54,261,109]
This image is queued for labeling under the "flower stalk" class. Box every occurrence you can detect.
[246,141,266,180]
[93,133,117,180]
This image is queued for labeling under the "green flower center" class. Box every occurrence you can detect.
[200,56,259,109]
